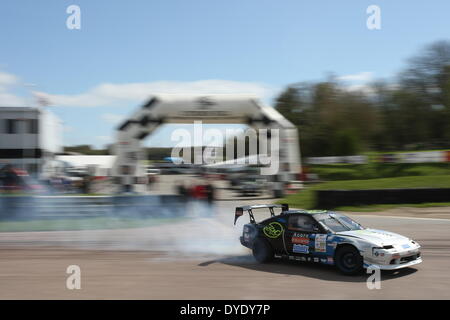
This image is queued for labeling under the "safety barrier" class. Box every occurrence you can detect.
[306,150,450,165]
[377,151,450,163]
[306,156,368,165]
[316,188,450,209]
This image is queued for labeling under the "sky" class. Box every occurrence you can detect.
[1,0,449,148]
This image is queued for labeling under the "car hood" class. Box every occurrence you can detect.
[335,228,410,247]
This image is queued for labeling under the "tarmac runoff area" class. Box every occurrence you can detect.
[0,200,450,299]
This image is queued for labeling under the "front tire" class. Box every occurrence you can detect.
[335,245,363,275]
[252,239,274,263]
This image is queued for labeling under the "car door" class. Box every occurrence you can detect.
[284,214,326,259]
[259,216,288,254]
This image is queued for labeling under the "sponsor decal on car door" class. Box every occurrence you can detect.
[287,232,313,255]
[291,233,309,245]
[292,244,309,254]
[314,234,327,253]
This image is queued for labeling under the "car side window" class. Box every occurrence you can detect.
[288,215,316,232]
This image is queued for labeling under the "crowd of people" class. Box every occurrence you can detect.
[176,179,216,204]
[0,165,25,192]
[1,163,218,200]
[0,164,92,194]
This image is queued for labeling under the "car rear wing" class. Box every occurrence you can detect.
[234,204,289,225]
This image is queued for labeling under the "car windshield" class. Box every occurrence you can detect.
[316,213,364,233]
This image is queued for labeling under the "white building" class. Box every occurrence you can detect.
[0,107,62,177]
[55,155,116,177]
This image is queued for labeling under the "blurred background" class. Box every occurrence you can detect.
[0,0,450,299]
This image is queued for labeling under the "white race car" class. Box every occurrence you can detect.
[236,205,423,275]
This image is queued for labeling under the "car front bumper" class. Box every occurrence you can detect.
[364,256,422,270]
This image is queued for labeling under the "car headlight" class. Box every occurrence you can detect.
[411,240,420,248]
[372,247,385,257]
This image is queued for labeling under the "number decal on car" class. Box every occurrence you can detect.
[263,222,284,238]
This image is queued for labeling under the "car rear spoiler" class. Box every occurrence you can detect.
[234,204,289,225]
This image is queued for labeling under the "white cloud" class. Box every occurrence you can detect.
[33,79,276,107]
[0,71,19,86]
[0,71,28,107]
[335,72,376,95]
[0,92,27,107]
[344,84,375,95]
[337,72,373,83]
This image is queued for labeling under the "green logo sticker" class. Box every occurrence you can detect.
[263,222,284,238]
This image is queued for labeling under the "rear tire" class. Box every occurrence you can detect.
[252,239,274,263]
[335,245,363,275]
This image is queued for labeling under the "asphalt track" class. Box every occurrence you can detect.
[1,199,450,299]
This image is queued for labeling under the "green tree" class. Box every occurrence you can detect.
[275,40,450,155]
